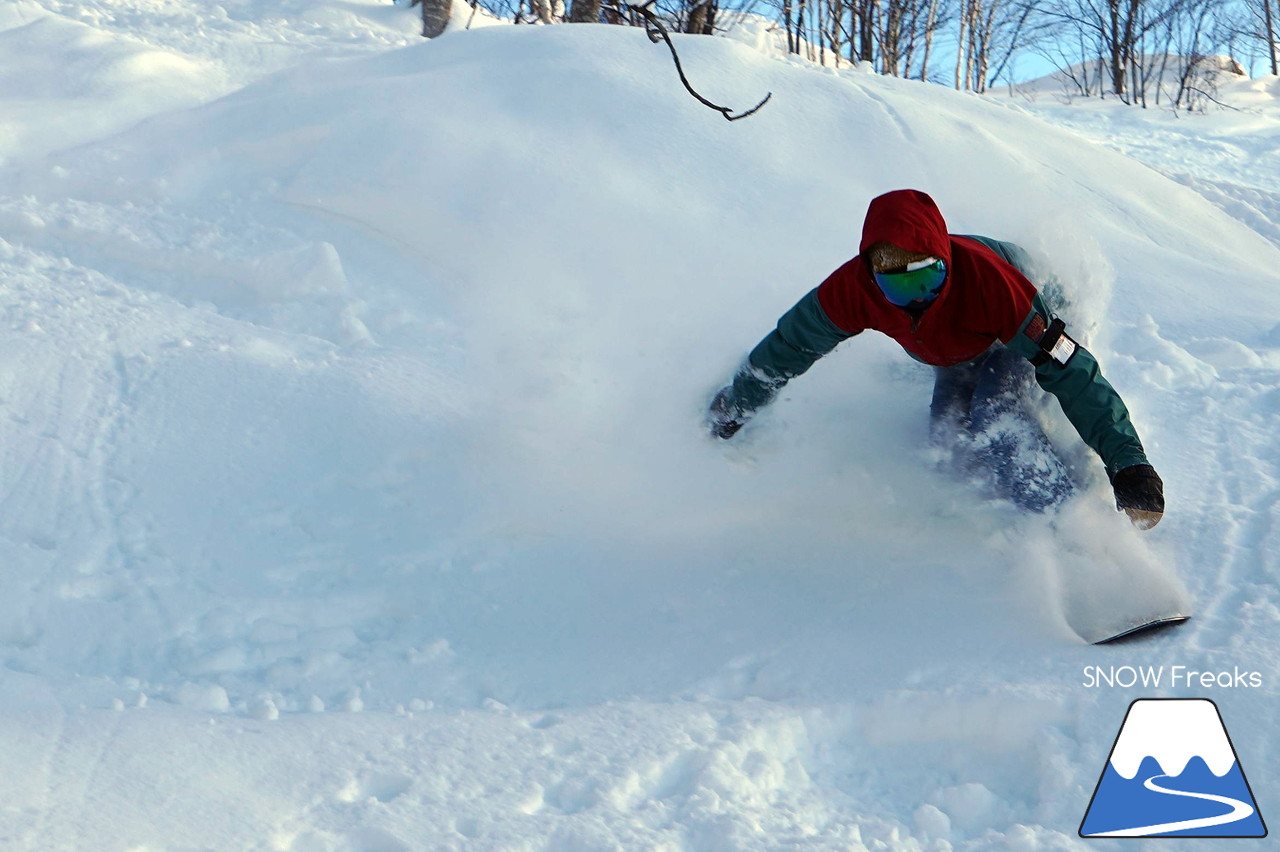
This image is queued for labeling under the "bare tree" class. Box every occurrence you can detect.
[848,0,878,61]
[1170,0,1237,109]
[832,0,951,75]
[1234,0,1279,73]
[881,0,903,70]
[685,0,718,31]
[981,0,1044,87]
[569,0,603,22]
[530,0,563,22]
[1266,0,1280,72]
[1040,0,1152,99]
[1035,0,1246,109]
[914,0,946,78]
[411,0,453,36]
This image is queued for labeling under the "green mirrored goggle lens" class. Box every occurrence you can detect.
[874,259,947,306]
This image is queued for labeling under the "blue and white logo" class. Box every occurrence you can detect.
[1080,699,1266,837]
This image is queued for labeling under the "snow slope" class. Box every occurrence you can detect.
[0,4,1278,850]
[1000,69,1280,250]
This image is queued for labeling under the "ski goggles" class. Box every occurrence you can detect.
[873,257,947,307]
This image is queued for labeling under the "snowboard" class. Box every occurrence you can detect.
[1090,614,1190,645]
[1043,501,1192,647]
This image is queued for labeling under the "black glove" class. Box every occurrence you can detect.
[707,387,747,439]
[1112,464,1164,529]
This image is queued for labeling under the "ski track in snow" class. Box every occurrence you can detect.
[0,3,1278,851]
[1111,326,1280,657]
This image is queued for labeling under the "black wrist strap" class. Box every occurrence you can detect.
[1030,318,1077,368]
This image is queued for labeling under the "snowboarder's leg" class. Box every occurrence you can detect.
[967,347,1075,512]
[929,358,982,449]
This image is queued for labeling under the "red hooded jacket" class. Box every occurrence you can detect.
[719,188,1149,478]
[816,189,1037,366]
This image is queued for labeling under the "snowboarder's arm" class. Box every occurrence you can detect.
[1006,293,1149,477]
[962,235,1151,475]
[709,288,853,438]
[1020,322,1164,526]
[968,234,1164,523]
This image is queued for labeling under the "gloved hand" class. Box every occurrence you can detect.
[707,387,748,439]
[1112,464,1164,530]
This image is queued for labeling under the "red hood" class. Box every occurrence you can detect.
[859,189,952,264]
[816,189,1038,366]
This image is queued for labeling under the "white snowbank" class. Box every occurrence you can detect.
[0,16,225,163]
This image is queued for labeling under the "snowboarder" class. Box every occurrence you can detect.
[707,189,1165,528]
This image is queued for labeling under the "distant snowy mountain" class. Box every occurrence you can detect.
[1012,53,1247,99]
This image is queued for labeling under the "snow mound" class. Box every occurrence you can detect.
[0,15,225,163]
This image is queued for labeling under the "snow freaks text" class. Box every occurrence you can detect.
[1082,666,1264,689]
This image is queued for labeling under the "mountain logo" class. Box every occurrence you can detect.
[1080,698,1266,838]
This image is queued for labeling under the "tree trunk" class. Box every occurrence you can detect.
[569,0,601,22]
[902,4,917,77]
[412,0,452,37]
[686,0,708,31]
[974,5,990,92]
[1104,0,1126,98]
[687,0,718,33]
[531,0,557,23]
[860,0,876,63]
[1121,0,1140,100]
[881,1,898,73]
[797,0,809,57]
[920,0,938,80]
[829,0,844,67]
[1266,0,1279,76]
[966,0,980,91]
